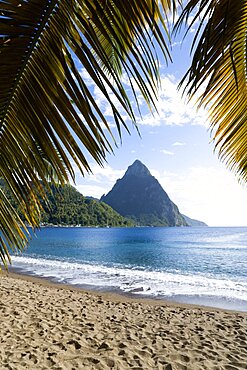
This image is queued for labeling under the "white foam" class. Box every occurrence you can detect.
[11,255,247,304]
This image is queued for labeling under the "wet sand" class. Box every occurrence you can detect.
[0,273,247,369]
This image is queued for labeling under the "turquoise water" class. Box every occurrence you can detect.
[11,226,247,311]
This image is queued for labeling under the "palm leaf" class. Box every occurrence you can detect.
[176,0,247,184]
[0,188,30,269]
[0,0,176,268]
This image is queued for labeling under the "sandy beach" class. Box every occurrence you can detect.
[0,273,246,369]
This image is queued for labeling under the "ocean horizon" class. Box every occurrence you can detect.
[10,226,247,312]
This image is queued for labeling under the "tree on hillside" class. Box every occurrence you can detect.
[0,0,246,268]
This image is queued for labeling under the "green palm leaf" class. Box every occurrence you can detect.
[176,0,247,184]
[0,188,29,269]
[0,0,176,268]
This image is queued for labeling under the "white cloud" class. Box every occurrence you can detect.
[160,149,174,156]
[171,40,183,48]
[74,163,124,198]
[185,4,209,34]
[76,184,108,199]
[153,166,247,227]
[137,75,208,127]
[78,68,131,123]
[79,68,96,87]
[79,163,124,183]
[93,85,125,118]
[172,141,186,146]
[79,66,208,129]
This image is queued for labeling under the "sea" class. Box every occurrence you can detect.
[10,226,247,312]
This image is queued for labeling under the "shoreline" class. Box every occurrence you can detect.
[4,269,241,313]
[1,272,247,369]
[11,226,247,314]
[8,266,247,313]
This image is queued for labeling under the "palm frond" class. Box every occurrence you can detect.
[0,188,29,269]
[176,0,247,184]
[0,0,176,268]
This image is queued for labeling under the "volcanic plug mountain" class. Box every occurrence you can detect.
[101,160,188,227]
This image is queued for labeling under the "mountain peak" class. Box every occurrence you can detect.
[125,160,151,177]
[101,160,188,227]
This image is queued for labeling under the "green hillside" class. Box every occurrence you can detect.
[0,180,133,227]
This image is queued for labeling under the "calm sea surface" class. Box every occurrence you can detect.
[11,226,247,311]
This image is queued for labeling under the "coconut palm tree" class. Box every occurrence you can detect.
[1,0,246,268]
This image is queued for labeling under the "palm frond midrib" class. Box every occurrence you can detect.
[0,0,59,131]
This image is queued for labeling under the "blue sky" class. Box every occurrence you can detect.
[72,16,247,227]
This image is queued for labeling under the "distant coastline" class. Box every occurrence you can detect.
[39,223,204,228]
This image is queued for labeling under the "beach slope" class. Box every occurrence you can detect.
[0,274,246,369]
